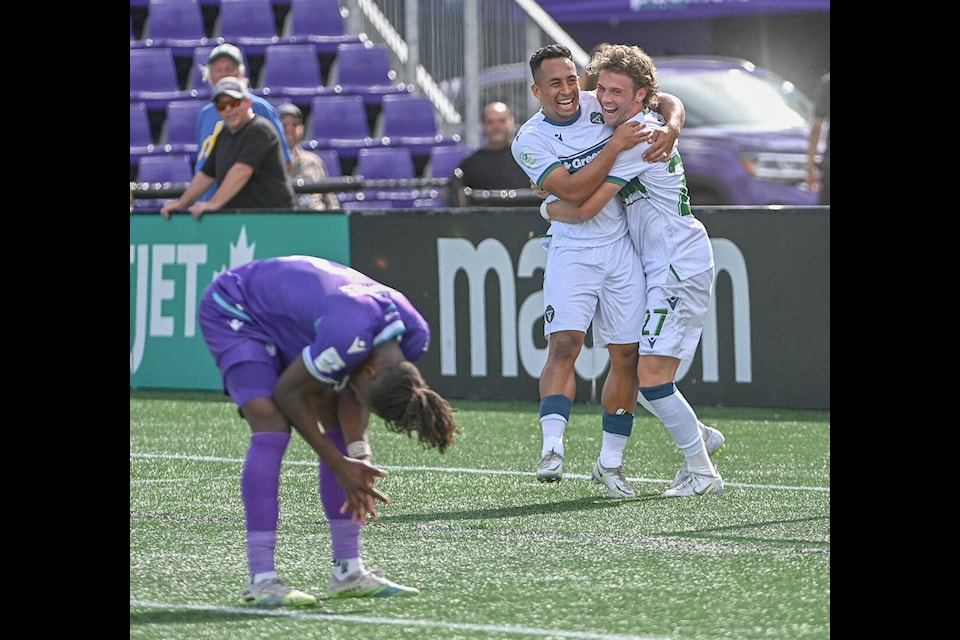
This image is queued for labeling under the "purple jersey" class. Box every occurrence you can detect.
[199,256,430,391]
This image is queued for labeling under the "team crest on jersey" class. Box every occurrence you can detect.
[544,305,555,323]
[590,112,604,124]
[519,149,536,168]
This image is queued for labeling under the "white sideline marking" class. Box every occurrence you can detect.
[129,600,675,640]
[129,452,829,492]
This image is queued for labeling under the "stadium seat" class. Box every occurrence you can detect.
[130,102,160,178]
[131,14,150,48]
[143,0,211,58]
[328,42,412,106]
[158,100,205,163]
[305,94,382,161]
[130,47,195,109]
[374,93,460,158]
[345,146,420,207]
[255,43,329,107]
[186,46,216,99]
[313,148,342,177]
[138,153,195,184]
[135,154,195,211]
[424,145,475,179]
[281,0,361,53]
[213,0,282,56]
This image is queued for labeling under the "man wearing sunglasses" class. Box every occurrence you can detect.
[161,76,295,219]
[193,43,293,204]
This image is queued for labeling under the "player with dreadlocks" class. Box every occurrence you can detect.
[198,255,460,606]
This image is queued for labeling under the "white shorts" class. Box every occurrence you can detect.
[542,236,645,347]
[640,269,714,360]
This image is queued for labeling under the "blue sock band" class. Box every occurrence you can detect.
[639,381,676,401]
[602,411,634,436]
[540,394,572,420]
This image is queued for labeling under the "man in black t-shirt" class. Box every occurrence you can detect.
[451,102,532,205]
[161,76,295,219]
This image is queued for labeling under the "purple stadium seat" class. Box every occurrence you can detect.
[313,148,342,177]
[143,0,210,57]
[328,43,412,105]
[135,154,195,211]
[186,46,217,99]
[305,94,382,160]
[214,0,282,56]
[158,100,205,162]
[130,48,195,109]
[130,102,160,176]
[425,145,476,179]
[281,0,361,53]
[138,153,194,184]
[255,43,329,107]
[374,93,460,158]
[346,146,419,207]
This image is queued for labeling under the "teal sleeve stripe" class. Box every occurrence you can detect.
[212,291,252,321]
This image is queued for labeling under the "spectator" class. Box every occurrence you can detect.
[160,77,295,219]
[277,103,340,211]
[194,43,293,202]
[579,42,610,91]
[805,72,830,205]
[198,255,460,605]
[456,102,531,196]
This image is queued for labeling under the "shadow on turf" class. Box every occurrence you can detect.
[373,494,658,525]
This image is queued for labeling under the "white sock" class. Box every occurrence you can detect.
[599,431,628,468]
[332,557,364,581]
[541,415,566,457]
[251,571,278,584]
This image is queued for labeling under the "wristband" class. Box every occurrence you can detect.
[539,199,551,221]
[347,440,372,459]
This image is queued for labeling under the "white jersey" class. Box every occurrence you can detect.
[606,109,714,283]
[512,92,627,248]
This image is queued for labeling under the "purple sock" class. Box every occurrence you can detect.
[319,429,362,561]
[242,432,290,576]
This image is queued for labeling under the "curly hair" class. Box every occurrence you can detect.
[368,361,460,453]
[585,44,660,109]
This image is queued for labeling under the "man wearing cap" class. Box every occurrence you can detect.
[160,76,295,219]
[278,103,340,210]
[193,43,293,203]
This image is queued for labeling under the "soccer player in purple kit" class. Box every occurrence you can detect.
[198,255,460,606]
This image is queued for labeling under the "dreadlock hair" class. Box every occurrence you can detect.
[585,44,660,110]
[368,361,460,454]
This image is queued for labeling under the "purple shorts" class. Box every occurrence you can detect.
[199,279,283,407]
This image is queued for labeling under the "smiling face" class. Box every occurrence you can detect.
[531,56,581,122]
[215,95,253,131]
[595,70,646,127]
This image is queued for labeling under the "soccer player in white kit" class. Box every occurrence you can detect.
[545,44,725,497]
[511,44,686,498]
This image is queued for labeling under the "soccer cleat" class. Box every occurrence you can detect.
[591,460,637,498]
[670,425,726,489]
[241,577,317,607]
[536,448,564,482]
[662,471,724,497]
[327,569,420,598]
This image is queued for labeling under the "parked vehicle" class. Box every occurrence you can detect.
[654,55,820,206]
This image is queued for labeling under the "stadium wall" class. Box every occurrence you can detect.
[130,206,829,410]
